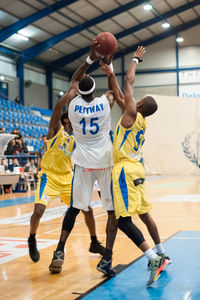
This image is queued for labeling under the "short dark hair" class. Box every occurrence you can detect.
[141,96,158,117]
[42,135,47,139]
[61,111,68,126]
[78,76,95,96]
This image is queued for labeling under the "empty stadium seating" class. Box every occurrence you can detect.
[0,96,49,152]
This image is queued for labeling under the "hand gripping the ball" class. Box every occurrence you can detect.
[89,39,104,61]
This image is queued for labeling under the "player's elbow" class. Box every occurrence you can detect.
[125,77,134,85]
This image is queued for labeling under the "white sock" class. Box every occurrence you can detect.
[144,249,157,261]
[156,243,165,254]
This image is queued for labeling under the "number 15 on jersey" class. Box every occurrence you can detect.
[80,117,99,135]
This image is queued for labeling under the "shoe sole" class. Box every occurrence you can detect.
[49,259,63,273]
[147,259,171,287]
[96,266,115,277]
[29,252,40,263]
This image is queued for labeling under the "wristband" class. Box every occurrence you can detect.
[132,58,139,64]
[133,56,143,63]
[109,63,114,72]
[86,56,94,65]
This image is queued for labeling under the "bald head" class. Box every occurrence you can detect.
[136,96,158,117]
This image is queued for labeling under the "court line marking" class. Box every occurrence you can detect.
[44,212,107,234]
[44,231,200,240]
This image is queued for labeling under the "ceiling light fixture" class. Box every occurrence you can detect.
[162,22,170,28]
[176,37,184,43]
[13,33,29,41]
[18,29,32,37]
[143,3,152,10]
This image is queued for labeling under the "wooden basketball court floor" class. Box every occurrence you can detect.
[0,175,200,300]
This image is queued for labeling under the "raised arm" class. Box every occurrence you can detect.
[65,39,104,107]
[121,46,145,128]
[100,61,125,111]
[71,39,103,82]
[47,93,69,140]
[104,49,117,91]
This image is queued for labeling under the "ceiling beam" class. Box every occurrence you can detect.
[88,17,200,74]
[20,0,147,63]
[0,0,79,43]
[0,45,21,57]
[51,0,200,70]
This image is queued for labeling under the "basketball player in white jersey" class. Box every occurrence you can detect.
[49,39,118,276]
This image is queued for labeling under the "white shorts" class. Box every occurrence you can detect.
[71,164,114,211]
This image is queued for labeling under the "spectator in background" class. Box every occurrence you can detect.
[21,139,28,154]
[4,139,16,155]
[0,127,5,133]
[26,158,37,174]
[14,96,20,105]
[15,128,22,139]
[14,138,28,166]
[14,138,23,154]
[11,128,22,139]
[9,158,19,172]
[1,158,11,193]
[1,158,8,172]
[37,135,47,173]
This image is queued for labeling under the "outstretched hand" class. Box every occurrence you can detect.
[133,46,146,59]
[99,61,113,77]
[89,39,104,61]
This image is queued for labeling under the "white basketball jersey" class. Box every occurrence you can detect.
[68,94,113,168]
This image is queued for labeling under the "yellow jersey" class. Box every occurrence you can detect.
[41,126,74,174]
[113,112,147,164]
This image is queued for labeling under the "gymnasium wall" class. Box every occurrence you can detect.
[24,82,48,109]
[143,94,200,175]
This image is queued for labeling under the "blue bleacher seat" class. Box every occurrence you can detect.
[0,96,49,150]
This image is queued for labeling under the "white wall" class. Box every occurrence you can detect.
[8,77,19,101]
[24,82,48,109]
[125,36,176,70]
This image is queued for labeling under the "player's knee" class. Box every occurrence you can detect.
[107,210,118,228]
[82,207,93,216]
[139,212,150,224]
[68,206,80,216]
[118,216,145,247]
[118,216,130,231]
[33,205,45,219]
[62,206,80,232]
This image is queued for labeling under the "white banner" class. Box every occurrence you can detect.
[143,94,200,175]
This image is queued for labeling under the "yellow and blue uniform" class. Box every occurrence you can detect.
[35,126,74,206]
[112,112,152,219]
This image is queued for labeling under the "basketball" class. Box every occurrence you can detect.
[95,32,117,56]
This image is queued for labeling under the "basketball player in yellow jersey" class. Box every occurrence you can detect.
[100,46,171,287]
[28,94,105,263]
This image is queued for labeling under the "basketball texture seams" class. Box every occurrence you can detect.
[96,32,117,56]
